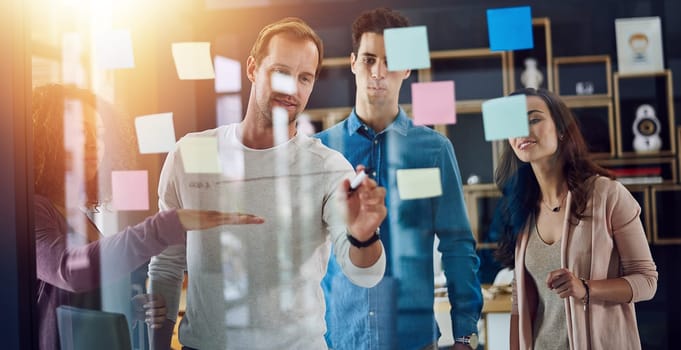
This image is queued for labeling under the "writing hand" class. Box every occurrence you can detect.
[342,165,386,241]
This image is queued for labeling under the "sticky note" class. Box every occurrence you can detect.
[214,56,242,93]
[384,26,431,71]
[135,113,176,154]
[172,42,215,80]
[411,81,456,125]
[111,170,149,211]
[271,71,297,95]
[94,30,135,69]
[481,94,529,141]
[62,32,85,85]
[486,6,534,51]
[396,168,442,200]
[272,106,289,146]
[179,136,221,173]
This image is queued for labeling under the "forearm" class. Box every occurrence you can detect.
[334,237,386,288]
[510,314,519,350]
[441,241,482,335]
[149,318,175,350]
[348,241,382,267]
[587,277,633,304]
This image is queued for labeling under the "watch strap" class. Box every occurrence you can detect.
[346,229,380,248]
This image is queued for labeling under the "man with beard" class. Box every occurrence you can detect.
[148,17,387,350]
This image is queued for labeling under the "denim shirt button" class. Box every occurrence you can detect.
[368,311,375,316]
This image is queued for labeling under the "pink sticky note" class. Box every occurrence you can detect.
[111,170,149,211]
[411,81,456,126]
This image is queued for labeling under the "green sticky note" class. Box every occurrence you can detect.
[396,168,442,200]
[179,136,221,174]
[384,26,431,71]
[482,95,529,141]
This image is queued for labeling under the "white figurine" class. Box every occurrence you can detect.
[520,57,544,89]
[632,104,662,153]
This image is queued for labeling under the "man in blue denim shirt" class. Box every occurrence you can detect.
[316,7,482,350]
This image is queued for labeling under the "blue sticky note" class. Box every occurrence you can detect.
[482,95,529,141]
[486,6,534,51]
[384,26,430,71]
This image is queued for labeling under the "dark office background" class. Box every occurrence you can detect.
[2,0,680,348]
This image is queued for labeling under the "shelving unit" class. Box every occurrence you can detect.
[305,15,679,260]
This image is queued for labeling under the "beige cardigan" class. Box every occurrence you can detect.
[511,176,658,350]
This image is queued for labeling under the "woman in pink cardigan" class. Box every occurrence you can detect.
[32,84,264,349]
[492,88,657,349]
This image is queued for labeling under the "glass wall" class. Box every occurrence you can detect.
[11,0,681,349]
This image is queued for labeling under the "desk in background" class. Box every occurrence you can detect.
[434,284,512,350]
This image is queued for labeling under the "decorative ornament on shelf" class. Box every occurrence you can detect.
[632,104,662,154]
[575,81,594,95]
[629,32,650,63]
[466,174,480,185]
[520,57,544,89]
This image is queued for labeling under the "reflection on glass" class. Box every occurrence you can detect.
[215,56,242,93]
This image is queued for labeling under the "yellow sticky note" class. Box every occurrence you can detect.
[172,42,215,80]
[396,168,442,200]
[179,136,221,174]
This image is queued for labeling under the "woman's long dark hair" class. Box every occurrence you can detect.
[32,84,137,209]
[493,88,613,268]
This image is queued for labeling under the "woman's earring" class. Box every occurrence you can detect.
[559,134,564,141]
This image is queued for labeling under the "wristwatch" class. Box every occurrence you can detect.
[454,333,478,349]
[346,228,380,248]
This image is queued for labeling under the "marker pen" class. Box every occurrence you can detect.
[348,171,367,193]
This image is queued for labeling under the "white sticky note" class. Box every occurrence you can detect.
[271,71,297,95]
[179,137,221,173]
[214,56,242,93]
[273,106,289,146]
[62,32,86,85]
[172,42,215,80]
[135,113,176,154]
[94,30,135,70]
[396,168,442,200]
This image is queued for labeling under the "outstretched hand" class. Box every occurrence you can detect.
[341,165,386,241]
[176,209,265,231]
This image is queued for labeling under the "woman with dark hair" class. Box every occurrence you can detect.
[32,84,264,349]
[492,88,657,349]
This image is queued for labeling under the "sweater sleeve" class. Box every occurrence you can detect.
[34,195,185,293]
[607,181,658,302]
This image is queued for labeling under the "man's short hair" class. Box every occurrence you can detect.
[352,7,410,54]
[249,17,324,78]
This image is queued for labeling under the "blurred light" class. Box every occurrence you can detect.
[215,56,242,93]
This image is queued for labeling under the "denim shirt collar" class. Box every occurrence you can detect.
[347,107,411,137]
